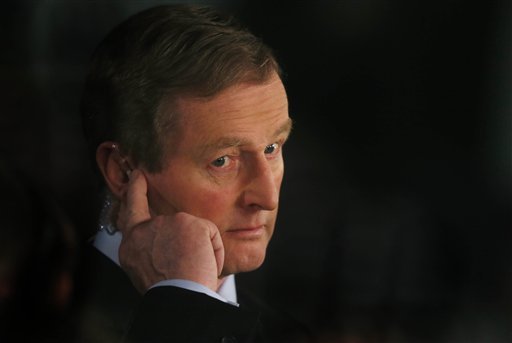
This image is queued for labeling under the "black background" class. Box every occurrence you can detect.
[1,1,510,341]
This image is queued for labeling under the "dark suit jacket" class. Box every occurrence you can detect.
[74,244,312,343]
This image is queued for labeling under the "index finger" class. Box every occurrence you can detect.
[118,169,151,232]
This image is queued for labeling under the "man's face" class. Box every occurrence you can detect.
[144,74,291,276]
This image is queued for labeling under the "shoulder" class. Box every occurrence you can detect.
[237,286,315,343]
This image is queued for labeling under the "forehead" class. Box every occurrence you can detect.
[180,75,287,120]
[168,75,289,154]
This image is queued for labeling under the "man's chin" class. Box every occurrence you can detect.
[220,242,268,276]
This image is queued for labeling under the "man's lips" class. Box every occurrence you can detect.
[225,225,265,239]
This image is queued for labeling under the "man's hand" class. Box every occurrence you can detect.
[116,170,224,293]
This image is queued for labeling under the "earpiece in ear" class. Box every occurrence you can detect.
[112,143,133,180]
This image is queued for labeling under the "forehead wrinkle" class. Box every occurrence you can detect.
[211,98,288,123]
[176,78,288,127]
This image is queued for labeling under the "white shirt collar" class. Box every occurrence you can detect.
[93,228,122,265]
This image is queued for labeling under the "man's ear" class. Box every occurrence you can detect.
[96,141,131,198]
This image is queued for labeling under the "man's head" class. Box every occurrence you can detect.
[81,4,280,172]
[81,4,291,275]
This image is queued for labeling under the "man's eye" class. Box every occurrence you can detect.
[264,143,279,154]
[211,156,227,167]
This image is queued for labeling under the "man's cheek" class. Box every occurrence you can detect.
[187,189,230,221]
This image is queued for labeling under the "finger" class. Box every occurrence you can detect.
[119,169,151,231]
[208,224,224,276]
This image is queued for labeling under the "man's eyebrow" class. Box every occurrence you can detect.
[206,137,244,150]
[275,117,293,138]
[199,137,244,157]
[201,118,293,155]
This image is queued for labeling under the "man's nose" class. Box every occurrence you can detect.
[241,158,279,211]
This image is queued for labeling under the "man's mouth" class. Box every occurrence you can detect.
[226,225,265,239]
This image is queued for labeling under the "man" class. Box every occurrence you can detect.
[78,4,308,343]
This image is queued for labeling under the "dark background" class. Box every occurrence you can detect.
[1,1,510,342]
